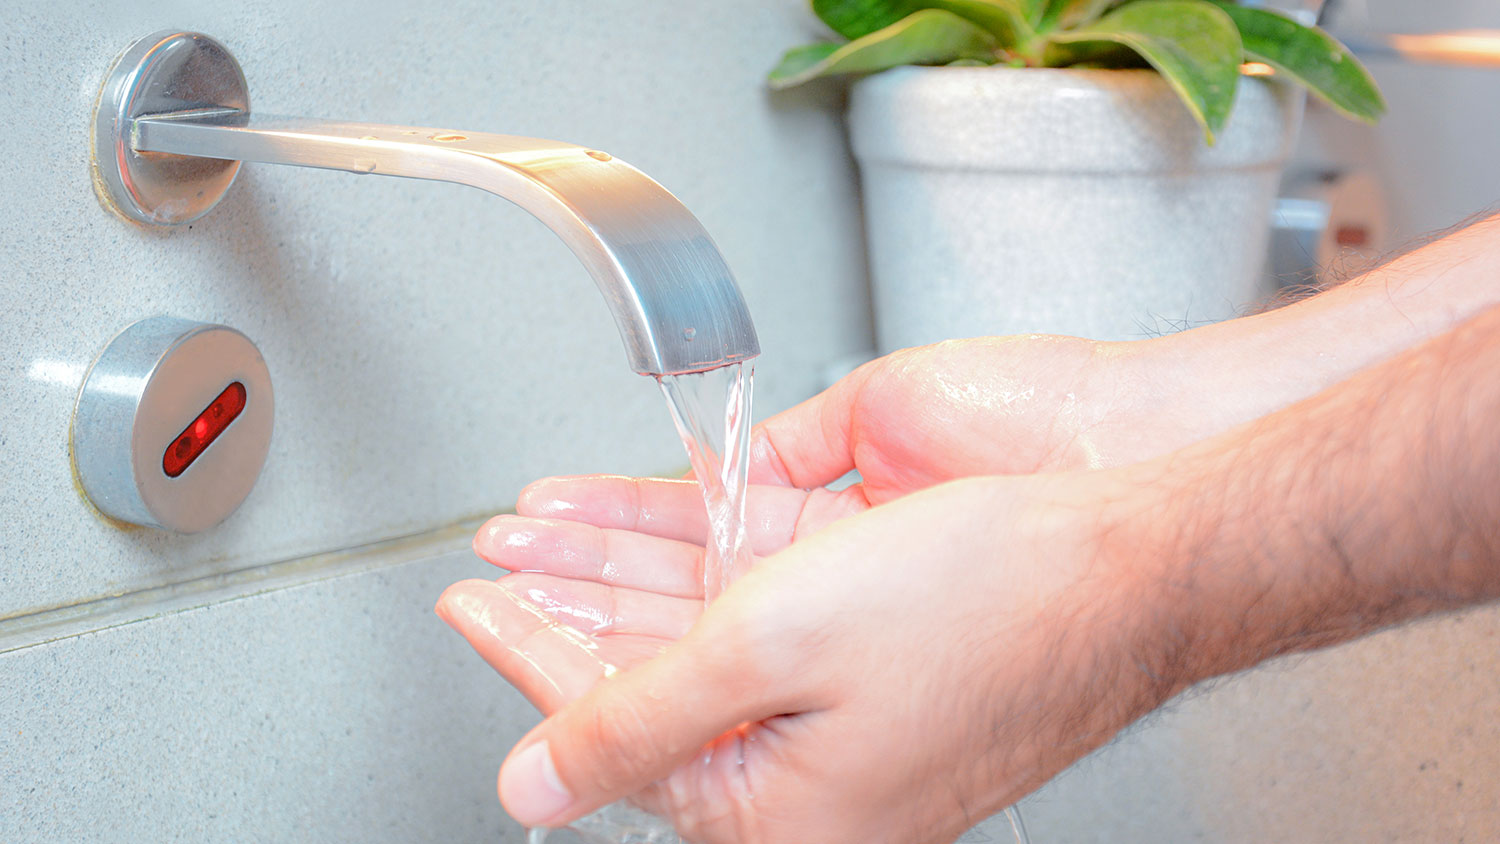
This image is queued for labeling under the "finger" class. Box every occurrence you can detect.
[436,579,619,713]
[436,576,698,690]
[745,358,878,488]
[495,572,701,640]
[474,514,705,599]
[516,476,707,540]
[517,476,862,555]
[495,593,813,828]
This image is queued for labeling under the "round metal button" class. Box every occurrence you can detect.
[71,316,274,533]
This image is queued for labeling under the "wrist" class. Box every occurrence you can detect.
[1075,463,1222,698]
[994,468,1212,712]
[1099,298,1500,691]
[1065,337,1210,467]
[1085,440,1335,695]
[1125,214,1500,455]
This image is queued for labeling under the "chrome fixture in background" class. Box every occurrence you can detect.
[1265,0,1500,290]
[94,31,759,378]
[1268,170,1388,289]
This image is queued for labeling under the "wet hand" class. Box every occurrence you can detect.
[436,471,867,725]
[439,472,1165,843]
[742,335,1185,504]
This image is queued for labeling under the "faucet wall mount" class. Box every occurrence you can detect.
[93,30,759,377]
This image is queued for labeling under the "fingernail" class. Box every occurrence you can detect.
[500,741,574,824]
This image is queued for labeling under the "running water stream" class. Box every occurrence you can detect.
[527,363,754,844]
[657,362,756,605]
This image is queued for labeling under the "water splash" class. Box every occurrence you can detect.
[528,802,680,844]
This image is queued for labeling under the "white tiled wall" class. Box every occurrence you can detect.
[2,550,531,841]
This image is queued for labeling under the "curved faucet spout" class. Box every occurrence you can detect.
[93,30,757,376]
[131,112,759,375]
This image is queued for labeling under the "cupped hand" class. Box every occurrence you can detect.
[438,470,1168,843]
[435,469,869,731]
[436,332,1173,718]
[437,334,1199,839]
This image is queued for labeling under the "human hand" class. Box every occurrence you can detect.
[438,470,1169,843]
[432,331,1215,839]
[745,335,1179,504]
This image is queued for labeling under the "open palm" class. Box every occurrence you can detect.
[440,474,859,831]
[441,474,853,716]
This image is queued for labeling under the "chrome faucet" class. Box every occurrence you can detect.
[93,31,759,376]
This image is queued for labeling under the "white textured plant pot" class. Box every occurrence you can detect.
[848,67,1304,351]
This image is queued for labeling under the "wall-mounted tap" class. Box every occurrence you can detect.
[93,30,759,377]
[79,30,759,532]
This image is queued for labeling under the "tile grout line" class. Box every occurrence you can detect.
[0,517,491,655]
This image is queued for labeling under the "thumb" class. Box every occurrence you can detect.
[748,358,879,488]
[496,607,794,828]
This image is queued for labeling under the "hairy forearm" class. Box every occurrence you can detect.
[1142,214,1500,447]
[1121,303,1500,690]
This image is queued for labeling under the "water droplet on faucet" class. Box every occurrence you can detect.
[682,327,696,341]
[431,133,467,142]
[585,150,613,162]
[354,160,377,173]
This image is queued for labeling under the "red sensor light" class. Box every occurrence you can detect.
[163,381,247,478]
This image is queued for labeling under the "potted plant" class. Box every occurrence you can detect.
[770,0,1384,350]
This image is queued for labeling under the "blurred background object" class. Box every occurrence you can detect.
[1267,0,1500,292]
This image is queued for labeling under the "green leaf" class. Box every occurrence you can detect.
[1019,0,1053,25]
[770,9,998,89]
[1047,0,1242,141]
[1037,0,1117,32]
[813,0,1032,44]
[1210,2,1385,123]
[769,42,844,83]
